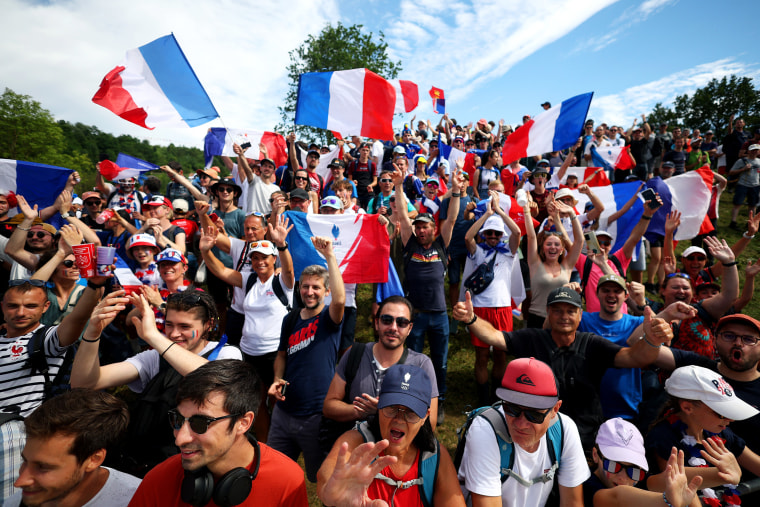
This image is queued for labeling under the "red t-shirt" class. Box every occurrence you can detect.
[171,219,198,240]
[367,449,424,507]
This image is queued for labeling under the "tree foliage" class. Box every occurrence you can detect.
[647,75,760,138]
[277,22,402,143]
[0,88,206,192]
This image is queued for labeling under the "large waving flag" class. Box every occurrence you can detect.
[116,153,159,172]
[501,92,593,164]
[568,181,644,254]
[643,166,714,242]
[203,128,288,168]
[0,159,71,219]
[295,69,418,140]
[98,160,152,183]
[561,167,611,187]
[590,145,635,172]
[93,34,219,130]
[283,211,390,283]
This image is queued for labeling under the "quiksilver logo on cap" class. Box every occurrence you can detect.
[516,374,535,386]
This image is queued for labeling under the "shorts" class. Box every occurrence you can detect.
[471,306,512,348]
[733,184,760,207]
[648,234,664,248]
[447,251,468,285]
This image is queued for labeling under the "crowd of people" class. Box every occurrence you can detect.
[0,109,758,506]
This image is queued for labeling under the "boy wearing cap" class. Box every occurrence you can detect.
[463,194,520,406]
[457,357,589,506]
[126,234,161,286]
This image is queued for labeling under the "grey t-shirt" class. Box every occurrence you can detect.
[336,343,439,402]
[5,467,141,506]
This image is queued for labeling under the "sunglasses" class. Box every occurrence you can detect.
[8,279,46,288]
[602,458,646,482]
[484,231,503,237]
[168,409,241,434]
[62,259,75,268]
[27,231,50,239]
[598,239,612,246]
[380,405,421,423]
[686,255,706,261]
[249,241,273,251]
[502,402,552,424]
[378,314,411,328]
[294,176,309,181]
[718,332,760,346]
[380,178,393,183]
[84,200,101,206]
[217,187,235,193]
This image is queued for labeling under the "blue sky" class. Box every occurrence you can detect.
[1,0,757,151]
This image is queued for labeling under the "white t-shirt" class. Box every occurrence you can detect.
[466,247,516,308]
[125,341,242,393]
[457,410,589,506]
[6,467,142,507]
[231,163,249,213]
[229,237,253,314]
[371,140,385,165]
[241,272,293,356]
[324,282,356,308]
[246,174,279,215]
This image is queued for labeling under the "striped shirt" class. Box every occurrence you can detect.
[0,325,66,417]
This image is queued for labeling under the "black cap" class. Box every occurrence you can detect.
[210,177,242,197]
[547,287,582,308]
[541,101,551,108]
[413,213,435,224]
[328,158,346,169]
[289,188,310,200]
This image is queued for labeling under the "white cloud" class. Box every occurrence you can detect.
[0,0,340,149]
[589,57,760,126]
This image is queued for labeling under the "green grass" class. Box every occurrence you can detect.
[304,190,760,505]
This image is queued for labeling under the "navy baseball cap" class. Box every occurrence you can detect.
[378,364,432,418]
[546,287,582,308]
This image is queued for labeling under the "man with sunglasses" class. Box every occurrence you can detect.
[0,276,113,496]
[78,191,106,230]
[458,357,589,506]
[129,359,308,506]
[323,296,439,433]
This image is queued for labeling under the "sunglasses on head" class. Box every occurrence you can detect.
[27,231,50,239]
[665,272,690,280]
[167,291,203,306]
[502,402,552,424]
[602,458,646,482]
[378,314,411,328]
[167,409,241,434]
[8,279,46,288]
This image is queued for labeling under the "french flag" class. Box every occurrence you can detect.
[204,128,288,168]
[567,181,644,254]
[0,159,71,218]
[644,166,714,242]
[115,153,159,172]
[295,69,418,141]
[502,92,593,164]
[590,145,635,172]
[561,167,611,187]
[283,211,390,283]
[93,34,219,129]
[113,254,142,295]
[98,160,152,183]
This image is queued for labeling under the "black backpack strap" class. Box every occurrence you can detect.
[27,327,53,398]
[245,271,259,295]
[342,342,368,403]
[609,254,625,277]
[580,257,594,294]
[271,274,291,311]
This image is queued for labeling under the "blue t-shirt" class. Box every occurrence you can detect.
[579,312,643,420]
[278,306,342,417]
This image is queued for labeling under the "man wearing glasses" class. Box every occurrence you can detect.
[454,286,674,451]
[457,357,589,506]
[79,191,106,230]
[129,360,308,506]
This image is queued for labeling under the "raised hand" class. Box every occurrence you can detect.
[701,437,741,485]
[16,194,37,221]
[81,290,129,342]
[128,293,163,344]
[320,440,398,507]
[452,291,475,323]
[269,214,293,247]
[663,447,702,507]
[59,224,83,248]
[704,236,734,265]
[664,211,681,234]
[198,226,217,253]
[312,236,334,257]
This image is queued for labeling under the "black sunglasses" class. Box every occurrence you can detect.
[502,402,552,424]
[294,176,309,181]
[378,314,412,329]
[167,409,241,434]
[167,291,203,305]
[8,279,46,288]
[27,231,49,239]
[62,259,75,268]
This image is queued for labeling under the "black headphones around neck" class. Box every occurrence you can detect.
[180,434,261,507]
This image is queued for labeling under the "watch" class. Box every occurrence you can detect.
[276,242,288,251]
[60,212,71,219]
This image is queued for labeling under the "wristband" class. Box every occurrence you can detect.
[662,491,675,507]
[87,280,106,290]
[465,314,478,326]
[276,242,288,251]
[743,232,755,239]
[452,192,461,198]
[636,304,646,312]
[722,261,738,267]
[161,342,176,357]
[642,335,662,348]
[81,336,100,343]
[641,215,651,221]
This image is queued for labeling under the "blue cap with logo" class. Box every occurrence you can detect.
[378,364,432,418]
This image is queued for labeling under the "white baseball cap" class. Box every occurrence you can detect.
[665,366,758,421]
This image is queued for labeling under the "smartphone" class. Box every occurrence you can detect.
[584,231,602,254]
[209,213,219,223]
[240,141,251,150]
[640,188,661,209]
[280,382,287,396]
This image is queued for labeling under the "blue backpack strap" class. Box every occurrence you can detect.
[473,407,514,484]
[418,441,440,507]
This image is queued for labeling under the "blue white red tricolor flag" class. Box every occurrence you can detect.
[283,211,390,283]
[590,145,635,172]
[429,87,445,114]
[113,254,142,295]
[295,69,418,140]
[644,165,714,241]
[0,159,71,218]
[501,92,593,164]
[92,34,219,130]
[560,167,611,187]
[98,160,152,183]
[203,128,288,168]
[115,153,159,172]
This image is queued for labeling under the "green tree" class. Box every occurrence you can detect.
[648,75,760,138]
[277,22,402,143]
[646,102,679,131]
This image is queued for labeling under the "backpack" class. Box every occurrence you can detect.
[356,419,440,507]
[245,272,290,311]
[27,326,77,401]
[454,405,564,501]
[580,255,624,298]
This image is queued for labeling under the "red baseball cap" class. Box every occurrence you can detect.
[496,357,559,410]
